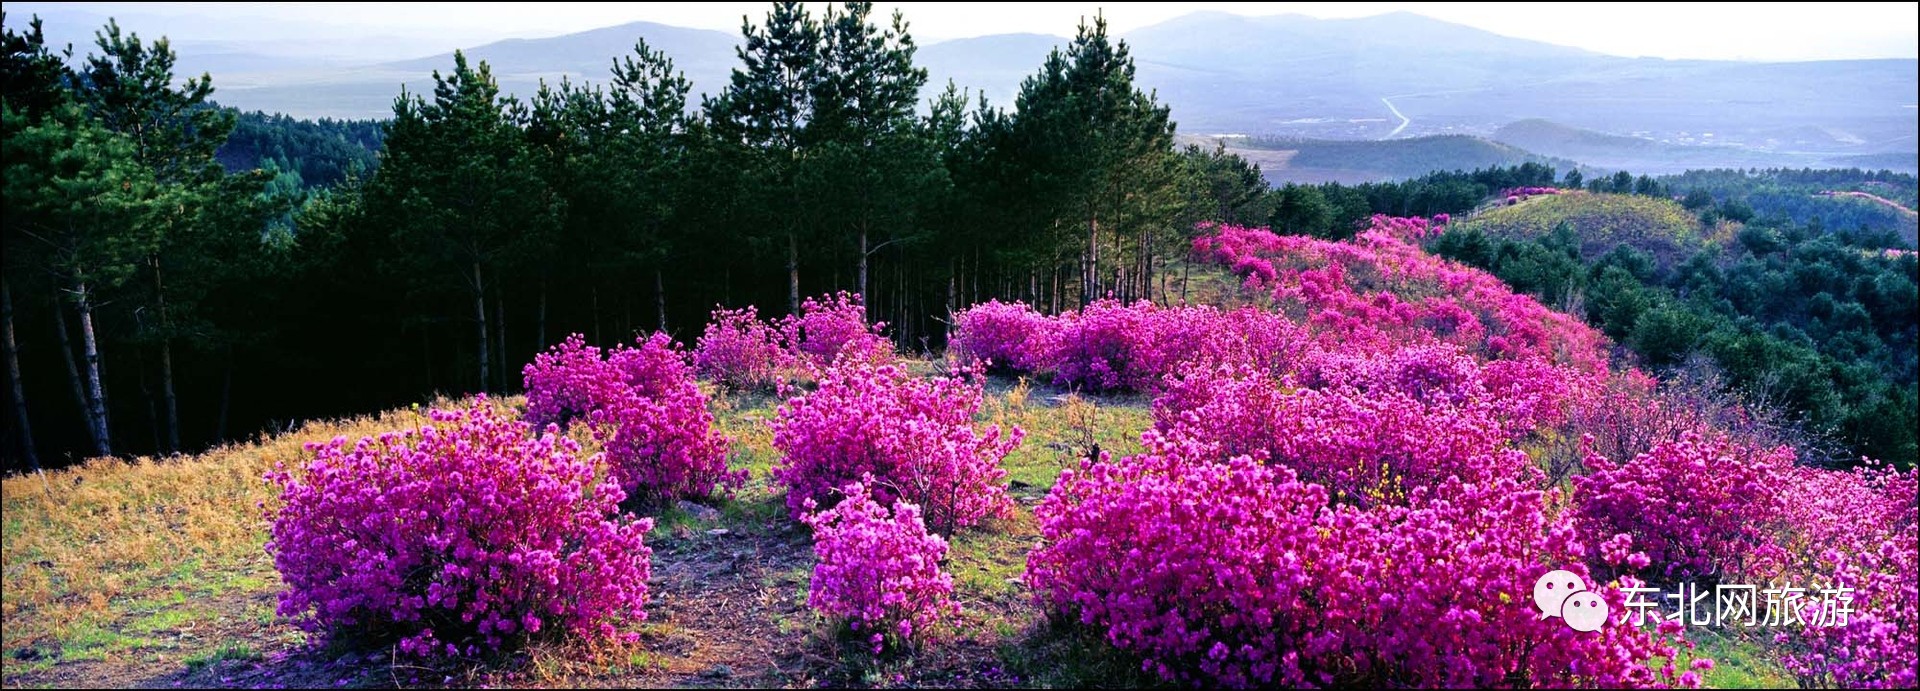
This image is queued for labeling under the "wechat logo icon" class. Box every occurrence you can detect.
[1533,569,1609,633]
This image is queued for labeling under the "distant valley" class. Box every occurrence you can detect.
[18,7,1918,176]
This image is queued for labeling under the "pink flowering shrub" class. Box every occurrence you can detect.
[952,299,1308,391]
[522,334,627,429]
[264,398,653,657]
[1154,362,1526,506]
[1776,463,1919,688]
[610,331,699,400]
[694,305,789,389]
[1572,433,1796,582]
[590,378,742,502]
[950,300,1056,373]
[1189,219,1611,375]
[524,333,738,501]
[770,361,1020,533]
[1501,186,1563,199]
[1027,435,1698,688]
[1048,299,1159,391]
[800,479,959,653]
[782,291,892,370]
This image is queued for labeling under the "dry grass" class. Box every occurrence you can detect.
[5,367,1792,689]
[0,377,1165,689]
[0,401,477,686]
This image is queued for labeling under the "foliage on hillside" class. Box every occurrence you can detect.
[1453,191,1709,264]
[1233,133,1581,181]
[1434,211,1919,465]
[1657,168,1919,247]
[214,109,384,189]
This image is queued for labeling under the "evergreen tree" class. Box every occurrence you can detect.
[369,51,541,392]
[705,1,824,314]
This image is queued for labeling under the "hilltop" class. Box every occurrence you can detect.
[17,7,1913,172]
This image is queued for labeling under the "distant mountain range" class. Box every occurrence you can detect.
[17,8,1917,174]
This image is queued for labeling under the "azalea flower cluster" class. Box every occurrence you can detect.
[694,305,789,390]
[1572,432,1797,582]
[783,291,893,371]
[694,293,893,388]
[953,218,1612,395]
[264,398,654,658]
[1027,435,1697,688]
[951,298,1310,393]
[521,333,627,429]
[1191,219,1611,374]
[947,299,1053,374]
[523,333,740,500]
[1153,357,1529,507]
[1013,217,1920,685]
[1775,462,1919,688]
[1502,186,1564,200]
[800,478,960,653]
[769,360,1019,533]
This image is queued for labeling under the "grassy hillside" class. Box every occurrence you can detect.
[1,385,1176,688]
[0,263,1818,689]
[1453,190,1712,264]
[1207,134,1578,184]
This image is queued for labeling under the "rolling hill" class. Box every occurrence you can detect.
[1201,133,1581,184]
[18,8,1917,174]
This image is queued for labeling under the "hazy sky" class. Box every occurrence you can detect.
[11,1,1918,62]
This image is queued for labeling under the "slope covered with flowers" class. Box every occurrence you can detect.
[955,215,1920,688]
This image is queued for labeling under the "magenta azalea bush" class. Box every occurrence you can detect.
[524,332,739,501]
[784,291,893,371]
[1572,432,1796,582]
[694,294,894,387]
[612,331,700,400]
[591,377,743,502]
[770,360,1019,533]
[1776,463,1919,688]
[800,478,959,653]
[264,398,653,657]
[521,334,627,429]
[1027,435,1698,688]
[950,299,1056,373]
[694,305,789,389]
[1154,364,1525,507]
[1191,218,1611,374]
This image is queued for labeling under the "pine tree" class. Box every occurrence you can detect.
[72,19,243,453]
[370,51,541,392]
[705,1,824,315]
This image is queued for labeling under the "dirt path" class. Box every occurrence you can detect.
[1821,190,1920,218]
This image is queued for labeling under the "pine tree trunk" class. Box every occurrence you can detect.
[159,338,179,454]
[74,277,112,457]
[1181,257,1191,305]
[494,282,507,392]
[858,226,868,300]
[537,279,548,350]
[153,258,179,454]
[214,354,232,443]
[422,328,433,392]
[787,232,801,315]
[51,294,86,420]
[2,279,38,471]
[655,268,668,333]
[138,347,161,453]
[473,261,490,394]
[1085,210,1100,306]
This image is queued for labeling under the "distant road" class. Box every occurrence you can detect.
[1381,96,1410,139]
[1822,190,1920,218]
